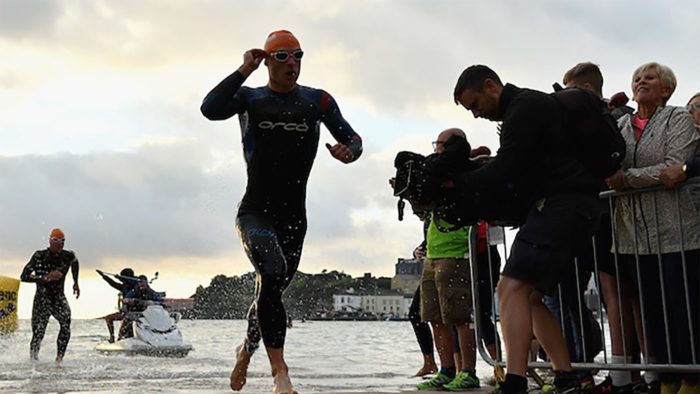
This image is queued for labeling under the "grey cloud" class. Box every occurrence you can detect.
[0,141,245,265]
[306,152,397,239]
[4,1,697,111]
[0,138,396,273]
[299,0,698,110]
[0,0,61,40]
[4,0,699,281]
[1,1,295,69]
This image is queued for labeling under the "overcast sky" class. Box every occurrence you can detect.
[2,0,699,318]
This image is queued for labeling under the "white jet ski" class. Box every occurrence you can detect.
[96,304,193,357]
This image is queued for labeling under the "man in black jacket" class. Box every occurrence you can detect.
[451,65,602,394]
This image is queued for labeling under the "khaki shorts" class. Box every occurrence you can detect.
[420,258,473,324]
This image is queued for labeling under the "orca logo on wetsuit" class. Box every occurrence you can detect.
[247,228,276,238]
[257,121,309,133]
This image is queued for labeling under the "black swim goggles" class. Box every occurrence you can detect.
[269,49,304,62]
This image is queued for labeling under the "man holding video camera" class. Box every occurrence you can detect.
[447,65,602,394]
[414,128,479,391]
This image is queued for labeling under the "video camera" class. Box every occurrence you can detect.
[392,136,484,231]
[392,135,530,228]
[393,151,440,221]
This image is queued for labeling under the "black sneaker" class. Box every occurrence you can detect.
[631,380,660,394]
[578,375,595,393]
[595,376,615,394]
[594,376,639,394]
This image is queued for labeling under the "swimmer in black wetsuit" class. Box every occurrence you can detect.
[201,30,362,394]
[20,228,80,366]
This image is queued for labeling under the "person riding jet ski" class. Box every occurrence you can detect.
[118,275,163,339]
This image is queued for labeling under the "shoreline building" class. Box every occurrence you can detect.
[390,258,423,294]
[331,257,423,319]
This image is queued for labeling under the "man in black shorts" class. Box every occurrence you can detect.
[20,228,80,366]
[451,65,602,394]
[201,30,362,394]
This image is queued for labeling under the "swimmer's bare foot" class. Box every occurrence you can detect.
[272,368,297,394]
[230,344,252,391]
[412,364,438,377]
[55,356,63,367]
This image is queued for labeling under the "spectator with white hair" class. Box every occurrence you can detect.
[607,62,700,394]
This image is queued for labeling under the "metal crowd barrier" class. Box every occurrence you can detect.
[469,176,700,375]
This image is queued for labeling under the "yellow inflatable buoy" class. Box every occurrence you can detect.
[0,275,20,334]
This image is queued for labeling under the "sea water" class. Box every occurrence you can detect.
[0,319,497,393]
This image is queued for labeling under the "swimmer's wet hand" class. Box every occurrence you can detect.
[239,49,266,76]
[44,270,63,282]
[325,143,354,163]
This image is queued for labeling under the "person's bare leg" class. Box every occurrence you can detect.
[600,273,640,383]
[600,273,623,354]
[485,342,501,386]
[625,284,643,382]
[497,276,535,377]
[529,290,572,371]
[267,347,297,394]
[486,343,498,361]
[104,313,120,343]
[413,353,438,377]
[630,291,645,358]
[530,339,541,362]
[431,322,456,369]
[454,352,462,372]
[117,319,130,340]
[230,343,253,391]
[456,324,476,371]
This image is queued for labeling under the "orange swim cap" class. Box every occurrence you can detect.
[264,30,301,53]
[50,228,65,239]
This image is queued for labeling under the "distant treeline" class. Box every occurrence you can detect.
[191,270,392,319]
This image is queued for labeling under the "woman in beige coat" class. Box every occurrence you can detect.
[607,62,699,393]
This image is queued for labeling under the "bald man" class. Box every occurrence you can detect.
[415,128,480,391]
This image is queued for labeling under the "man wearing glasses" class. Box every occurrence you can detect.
[20,228,80,366]
[201,30,362,394]
[416,128,480,392]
